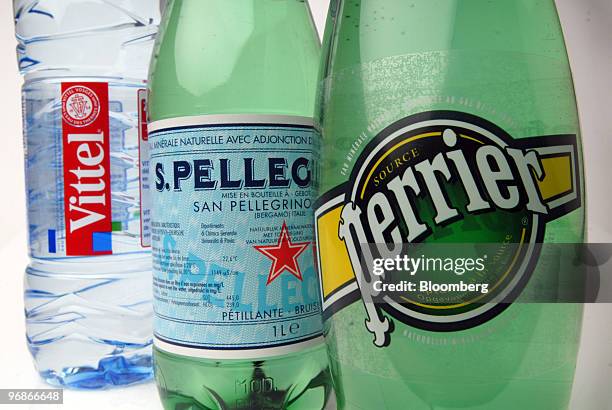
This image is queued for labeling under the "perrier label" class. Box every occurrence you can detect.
[314,0,585,409]
[317,110,581,343]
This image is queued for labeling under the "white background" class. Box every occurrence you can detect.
[0,0,610,409]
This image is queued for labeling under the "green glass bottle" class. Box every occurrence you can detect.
[148,1,332,409]
[315,1,585,409]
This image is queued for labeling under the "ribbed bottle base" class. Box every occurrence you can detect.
[37,354,153,390]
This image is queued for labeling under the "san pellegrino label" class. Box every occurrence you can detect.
[149,114,324,359]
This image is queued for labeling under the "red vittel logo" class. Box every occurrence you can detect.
[61,82,113,256]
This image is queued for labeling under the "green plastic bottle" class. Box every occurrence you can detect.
[315,1,585,409]
[148,1,331,409]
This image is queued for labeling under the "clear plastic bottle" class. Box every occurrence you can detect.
[14,0,159,389]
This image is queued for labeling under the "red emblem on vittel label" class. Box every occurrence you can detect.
[138,89,152,248]
[138,89,149,142]
[61,82,113,256]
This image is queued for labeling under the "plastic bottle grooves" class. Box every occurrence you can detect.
[25,267,153,389]
[15,0,159,389]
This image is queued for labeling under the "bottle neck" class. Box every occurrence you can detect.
[149,0,320,121]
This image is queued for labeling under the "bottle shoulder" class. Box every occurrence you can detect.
[323,0,571,75]
[148,0,320,121]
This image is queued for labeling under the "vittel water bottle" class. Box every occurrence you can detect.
[14,0,159,389]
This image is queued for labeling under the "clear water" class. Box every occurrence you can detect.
[15,0,160,389]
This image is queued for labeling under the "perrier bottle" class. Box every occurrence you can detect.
[148,1,331,409]
[315,1,585,409]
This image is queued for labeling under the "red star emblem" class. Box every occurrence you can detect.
[254,221,310,285]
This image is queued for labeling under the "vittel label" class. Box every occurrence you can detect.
[138,89,151,248]
[315,111,582,346]
[61,83,113,256]
[149,115,324,359]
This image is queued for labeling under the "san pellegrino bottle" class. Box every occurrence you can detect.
[315,1,585,409]
[148,1,332,409]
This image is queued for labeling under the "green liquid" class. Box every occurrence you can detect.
[317,0,585,409]
[155,347,331,410]
[150,0,320,120]
[148,1,331,409]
